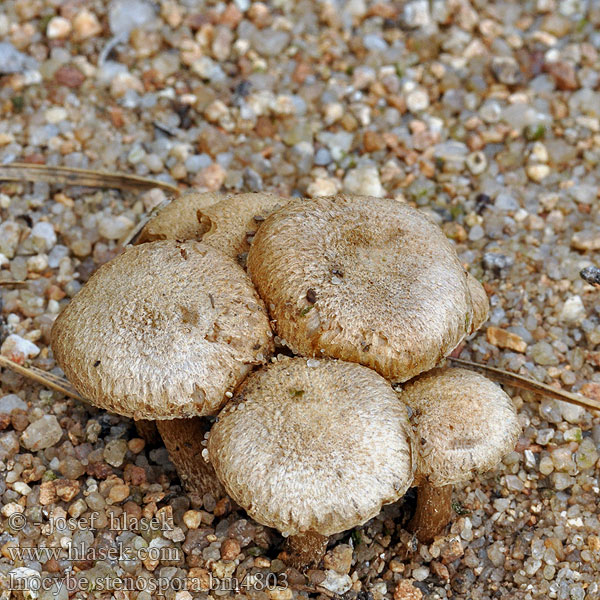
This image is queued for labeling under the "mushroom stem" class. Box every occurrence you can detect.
[409,483,453,543]
[134,419,161,446]
[280,531,329,570]
[156,418,224,498]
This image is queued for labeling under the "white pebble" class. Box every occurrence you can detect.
[526,164,550,182]
[406,87,429,112]
[559,296,585,324]
[1,334,40,363]
[343,166,384,197]
[46,16,72,39]
[30,221,57,251]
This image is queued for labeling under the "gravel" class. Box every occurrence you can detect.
[1,0,600,599]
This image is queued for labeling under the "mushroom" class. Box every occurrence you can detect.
[137,190,288,263]
[399,367,521,542]
[197,192,289,263]
[136,190,222,244]
[207,356,415,569]
[51,240,274,496]
[247,194,488,382]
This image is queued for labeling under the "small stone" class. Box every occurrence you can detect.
[55,65,85,88]
[530,341,559,366]
[39,481,57,505]
[394,580,423,600]
[412,566,430,581]
[406,88,429,112]
[21,415,62,451]
[526,164,551,182]
[323,544,353,574]
[576,438,598,471]
[13,481,32,495]
[363,130,385,153]
[183,510,202,529]
[104,438,128,467]
[128,438,145,453]
[1,335,40,365]
[530,141,549,163]
[545,60,578,90]
[251,29,290,57]
[194,163,226,191]
[320,571,352,595]
[307,177,338,198]
[486,327,527,353]
[491,56,522,85]
[536,429,555,445]
[0,394,27,414]
[552,472,575,491]
[109,483,130,503]
[73,9,103,40]
[0,42,38,74]
[403,0,431,27]
[539,455,554,475]
[343,166,384,197]
[31,221,57,251]
[46,16,72,40]
[572,231,600,251]
[468,224,484,241]
[98,215,134,240]
[559,296,585,324]
[0,221,20,258]
[45,107,68,124]
[466,151,487,174]
[268,588,292,600]
[220,538,241,561]
[55,479,80,501]
[109,0,156,37]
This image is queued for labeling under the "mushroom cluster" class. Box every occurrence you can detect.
[50,191,521,569]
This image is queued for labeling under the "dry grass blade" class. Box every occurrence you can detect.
[448,357,600,412]
[0,356,84,401]
[0,163,180,196]
[0,280,28,287]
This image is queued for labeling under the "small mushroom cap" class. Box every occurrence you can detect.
[400,367,521,486]
[248,194,478,382]
[208,357,415,537]
[136,191,222,244]
[199,192,289,261]
[51,241,274,420]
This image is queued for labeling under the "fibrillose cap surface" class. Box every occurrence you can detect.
[208,357,415,537]
[137,191,289,263]
[198,192,289,261]
[248,194,486,382]
[400,367,521,486]
[51,241,274,420]
[136,191,222,244]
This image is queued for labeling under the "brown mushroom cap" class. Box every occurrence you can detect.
[400,367,521,486]
[208,357,415,537]
[51,241,274,420]
[199,192,289,261]
[136,191,289,263]
[248,194,481,382]
[136,191,222,244]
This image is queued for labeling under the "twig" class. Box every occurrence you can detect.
[0,163,180,196]
[0,356,84,401]
[448,357,600,412]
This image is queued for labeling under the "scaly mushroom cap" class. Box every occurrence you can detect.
[208,357,415,537]
[248,194,482,382]
[199,192,289,262]
[400,367,521,486]
[136,191,222,244]
[51,241,274,420]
